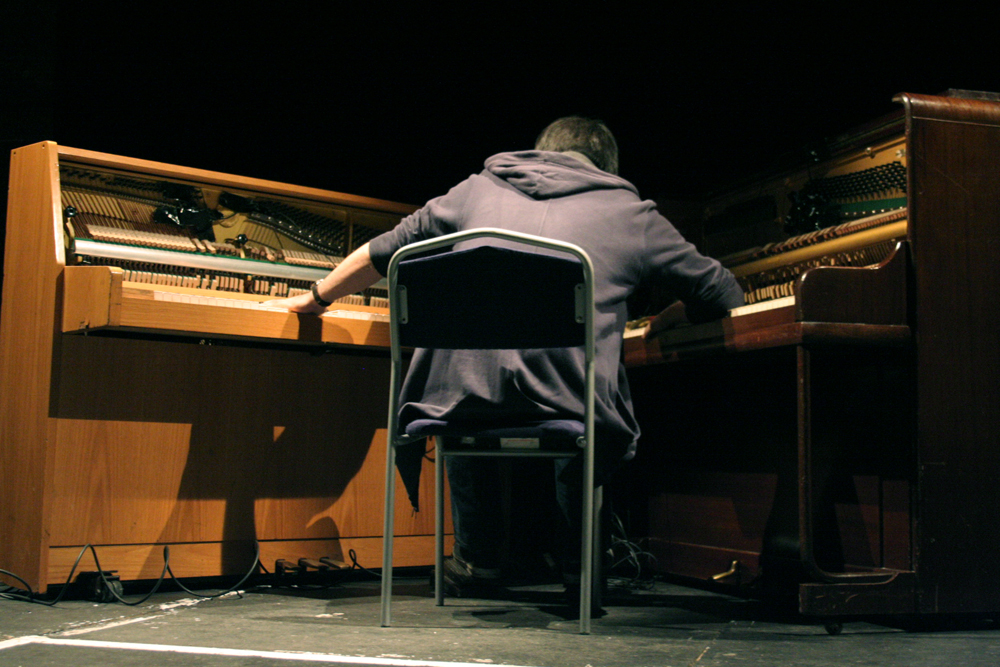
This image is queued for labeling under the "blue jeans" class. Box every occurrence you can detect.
[445,454,504,566]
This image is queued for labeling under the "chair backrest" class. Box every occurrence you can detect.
[387,228,594,352]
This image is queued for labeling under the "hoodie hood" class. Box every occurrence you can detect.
[485,150,639,199]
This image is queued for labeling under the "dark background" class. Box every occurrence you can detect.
[0,4,994,582]
[2,4,997,243]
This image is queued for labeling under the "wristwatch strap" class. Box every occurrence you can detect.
[311,281,333,307]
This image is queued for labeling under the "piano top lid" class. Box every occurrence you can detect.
[49,142,419,217]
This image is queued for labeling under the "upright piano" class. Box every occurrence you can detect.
[625,92,1000,623]
[0,142,445,593]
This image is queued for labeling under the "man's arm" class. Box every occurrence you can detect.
[264,242,381,314]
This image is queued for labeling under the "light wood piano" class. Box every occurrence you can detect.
[624,92,1000,625]
[0,142,447,593]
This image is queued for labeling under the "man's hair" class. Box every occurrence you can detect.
[534,116,619,175]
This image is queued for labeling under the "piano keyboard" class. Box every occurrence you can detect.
[149,289,390,322]
[728,295,795,318]
[623,295,796,340]
[625,207,908,342]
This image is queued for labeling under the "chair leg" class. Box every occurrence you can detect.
[579,450,596,634]
[435,438,445,606]
[380,440,397,627]
[591,486,604,611]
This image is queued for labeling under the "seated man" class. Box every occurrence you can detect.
[266,116,744,596]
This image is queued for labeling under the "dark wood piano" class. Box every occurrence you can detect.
[624,92,1000,625]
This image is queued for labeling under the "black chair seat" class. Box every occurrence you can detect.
[405,418,584,453]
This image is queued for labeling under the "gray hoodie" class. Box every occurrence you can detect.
[369,150,743,484]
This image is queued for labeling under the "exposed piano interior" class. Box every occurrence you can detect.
[627,109,910,338]
[60,160,393,308]
[48,148,410,349]
[621,91,1000,623]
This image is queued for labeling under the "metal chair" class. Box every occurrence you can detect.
[379,227,599,633]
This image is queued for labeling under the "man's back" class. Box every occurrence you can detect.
[369,150,743,460]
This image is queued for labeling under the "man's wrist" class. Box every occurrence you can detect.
[310,281,333,307]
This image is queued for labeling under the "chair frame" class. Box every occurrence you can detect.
[379,228,598,633]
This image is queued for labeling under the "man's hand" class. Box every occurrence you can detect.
[262,242,380,316]
[263,291,327,314]
[642,300,688,339]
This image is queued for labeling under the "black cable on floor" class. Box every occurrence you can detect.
[1,540,262,605]
[166,541,260,599]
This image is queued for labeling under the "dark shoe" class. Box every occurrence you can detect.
[452,545,502,580]
[441,549,502,598]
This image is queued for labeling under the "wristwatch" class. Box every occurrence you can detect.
[310,281,333,307]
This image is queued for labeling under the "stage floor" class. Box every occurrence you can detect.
[2,575,998,666]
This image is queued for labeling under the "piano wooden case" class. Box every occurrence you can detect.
[0,142,446,592]
[625,93,1000,622]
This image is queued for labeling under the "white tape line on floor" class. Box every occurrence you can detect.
[0,635,539,667]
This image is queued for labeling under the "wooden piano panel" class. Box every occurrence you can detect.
[630,344,914,599]
[47,334,443,581]
[0,142,64,592]
[632,347,798,592]
[901,93,1000,614]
